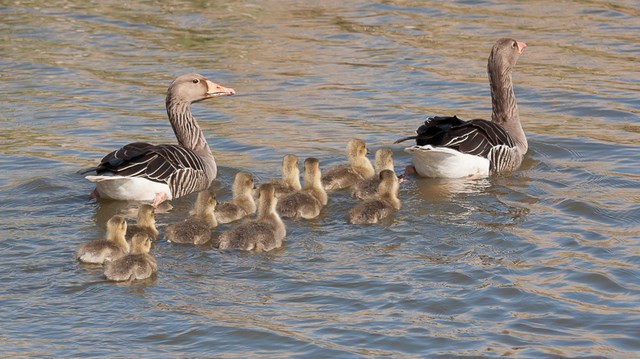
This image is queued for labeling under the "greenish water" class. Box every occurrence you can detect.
[1,1,639,357]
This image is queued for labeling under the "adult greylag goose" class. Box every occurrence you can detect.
[125,204,159,242]
[350,147,394,200]
[321,139,375,191]
[265,154,302,198]
[104,233,157,281]
[165,190,217,245]
[277,158,327,219]
[76,215,130,264]
[218,184,286,252]
[214,172,256,224]
[348,170,401,224]
[83,73,235,206]
[394,38,527,178]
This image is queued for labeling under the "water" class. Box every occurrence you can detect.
[1,0,639,357]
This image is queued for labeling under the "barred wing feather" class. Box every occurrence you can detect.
[95,143,209,199]
[411,116,517,173]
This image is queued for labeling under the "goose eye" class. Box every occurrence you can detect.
[512,41,517,48]
[192,79,200,84]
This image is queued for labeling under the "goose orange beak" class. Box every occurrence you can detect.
[517,41,527,54]
[205,80,236,97]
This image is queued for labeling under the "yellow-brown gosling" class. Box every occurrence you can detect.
[348,170,401,224]
[165,190,217,245]
[76,215,130,264]
[103,233,157,281]
[321,138,375,191]
[270,154,302,197]
[215,172,256,224]
[277,158,327,219]
[125,204,159,242]
[218,184,285,252]
[350,147,395,200]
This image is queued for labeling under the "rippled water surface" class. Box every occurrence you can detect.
[1,0,639,357]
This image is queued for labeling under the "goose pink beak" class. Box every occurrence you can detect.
[517,41,527,54]
[205,80,236,97]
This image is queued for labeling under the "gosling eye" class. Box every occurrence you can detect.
[192,79,200,84]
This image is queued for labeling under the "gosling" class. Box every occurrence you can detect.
[218,184,286,252]
[103,233,157,281]
[350,147,395,200]
[348,170,401,224]
[76,215,130,264]
[277,158,327,219]
[165,190,217,245]
[321,138,375,191]
[125,204,159,242]
[215,172,256,224]
[267,154,302,198]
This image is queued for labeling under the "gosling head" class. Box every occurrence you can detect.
[257,183,276,201]
[233,172,255,195]
[374,148,394,172]
[282,154,300,177]
[137,204,156,225]
[346,138,368,162]
[106,215,127,239]
[130,233,152,255]
[302,157,321,185]
[194,190,217,216]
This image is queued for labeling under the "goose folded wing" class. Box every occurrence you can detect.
[394,116,467,144]
[96,143,209,199]
[402,116,516,158]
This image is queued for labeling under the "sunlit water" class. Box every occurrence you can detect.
[1,0,639,357]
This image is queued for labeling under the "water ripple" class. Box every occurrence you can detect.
[1,0,640,357]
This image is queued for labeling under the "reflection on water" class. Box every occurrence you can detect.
[1,0,639,357]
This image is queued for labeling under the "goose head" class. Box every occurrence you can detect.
[488,38,526,75]
[167,73,236,104]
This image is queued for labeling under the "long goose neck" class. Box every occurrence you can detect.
[166,97,211,155]
[489,67,528,154]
